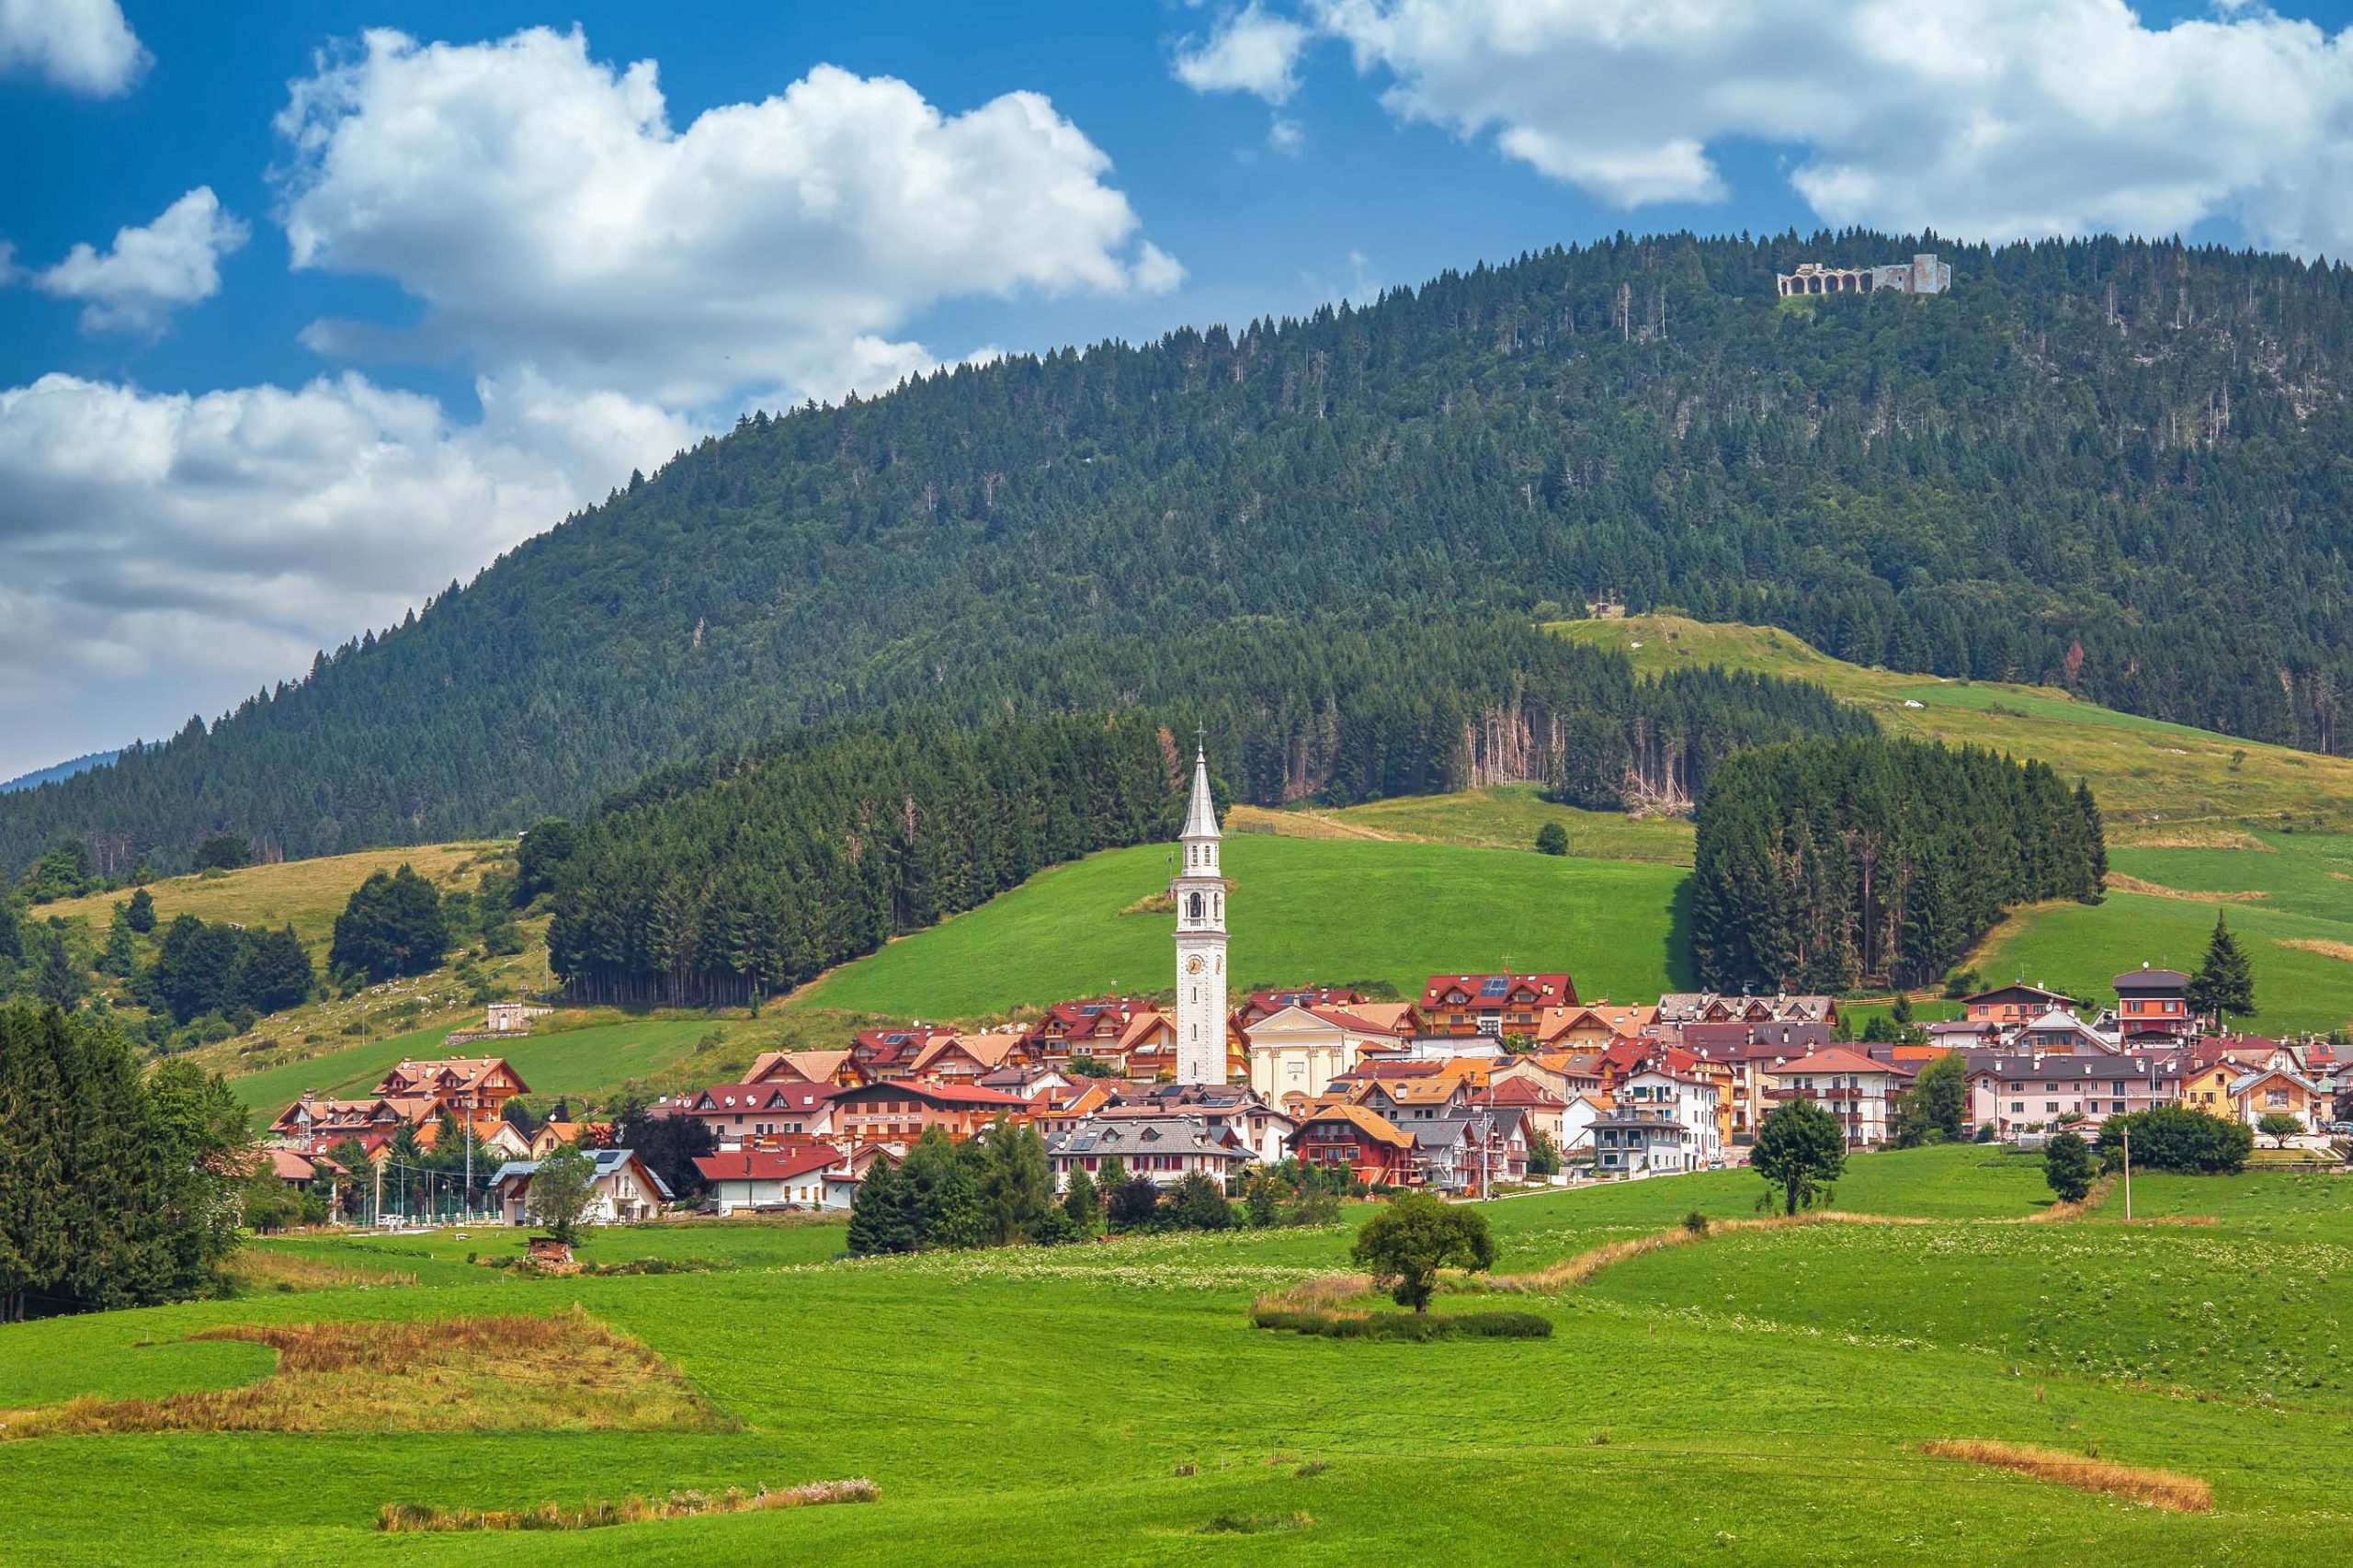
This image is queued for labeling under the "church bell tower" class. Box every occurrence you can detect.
[1172,741,1228,1085]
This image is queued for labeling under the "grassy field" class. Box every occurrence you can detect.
[4,1146,2351,1564]
[1972,833,2353,1034]
[37,842,514,959]
[1231,785,1695,865]
[1554,615,2353,835]
[790,834,1692,1020]
[222,1009,873,1115]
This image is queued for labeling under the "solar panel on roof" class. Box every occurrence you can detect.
[1480,976,1510,997]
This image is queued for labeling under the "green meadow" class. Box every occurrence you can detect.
[1975,833,2353,1034]
[5,1146,2352,1565]
[227,1017,748,1115]
[789,834,1692,1019]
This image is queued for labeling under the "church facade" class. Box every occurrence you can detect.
[1171,743,1228,1085]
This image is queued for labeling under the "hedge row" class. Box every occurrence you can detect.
[1250,1307,1553,1341]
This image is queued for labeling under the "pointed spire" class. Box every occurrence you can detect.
[1182,740,1219,841]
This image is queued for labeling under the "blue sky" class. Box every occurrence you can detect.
[4,0,2352,778]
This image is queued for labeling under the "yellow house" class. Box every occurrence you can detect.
[2180,1063,2237,1119]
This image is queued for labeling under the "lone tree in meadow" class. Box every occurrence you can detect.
[1752,1097,1847,1216]
[2257,1112,2305,1150]
[1350,1192,1495,1312]
[1534,821,1569,857]
[2043,1131,2097,1203]
[2188,911,2256,1026]
[524,1142,598,1245]
[123,886,156,934]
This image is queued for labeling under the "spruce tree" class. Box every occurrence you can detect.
[2188,911,2257,1025]
[123,887,156,935]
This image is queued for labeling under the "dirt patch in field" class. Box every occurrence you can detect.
[380,1479,876,1533]
[2104,873,2267,903]
[2282,938,2353,963]
[1920,1439,2211,1513]
[0,1307,723,1439]
[2108,828,2273,852]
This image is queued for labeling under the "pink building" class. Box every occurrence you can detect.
[1964,1051,2188,1138]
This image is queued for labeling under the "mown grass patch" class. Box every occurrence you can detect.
[378,1478,878,1533]
[0,1307,723,1439]
[1921,1440,2211,1513]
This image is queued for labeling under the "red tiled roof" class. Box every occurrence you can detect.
[1420,972,1574,1007]
[693,1147,842,1183]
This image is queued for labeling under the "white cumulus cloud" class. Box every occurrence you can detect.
[272,26,1181,408]
[32,187,250,334]
[1175,4,1313,103]
[1194,0,2353,255]
[0,0,144,95]
[0,370,693,774]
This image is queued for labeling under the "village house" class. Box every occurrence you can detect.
[1480,1074,1567,1150]
[2178,1060,2240,1119]
[827,1080,1031,1152]
[1590,1105,1686,1177]
[849,1025,962,1082]
[2111,966,2197,1043]
[526,1119,609,1159]
[1654,992,1838,1029]
[2231,1066,2327,1135]
[1044,1116,1255,1191]
[695,1145,843,1214]
[907,1029,1033,1086]
[488,1148,671,1226]
[268,1092,408,1143]
[745,1049,864,1088]
[1288,1103,1416,1186]
[1419,972,1577,1040]
[1963,1052,2187,1138]
[1410,1107,1530,1195]
[1560,1093,1613,1158]
[1535,1003,1654,1051]
[1762,1048,1915,1148]
[414,1115,532,1163]
[1617,1065,1722,1167]
[2010,1008,2121,1055]
[373,1057,529,1119]
[672,1082,836,1148]
[1097,1083,1298,1165]
[1961,983,2081,1028]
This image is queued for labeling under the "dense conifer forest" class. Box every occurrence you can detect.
[1688,736,2108,993]
[543,634,1862,1005]
[6,228,2351,874]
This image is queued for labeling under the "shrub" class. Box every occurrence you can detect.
[1682,1209,1709,1234]
[2096,1107,2253,1175]
[1249,1308,1551,1341]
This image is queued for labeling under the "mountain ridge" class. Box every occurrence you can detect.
[6,227,2351,876]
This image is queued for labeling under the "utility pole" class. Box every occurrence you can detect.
[2122,1124,2132,1221]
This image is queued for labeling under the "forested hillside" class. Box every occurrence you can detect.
[1689,737,2108,993]
[546,639,1858,1006]
[8,229,2353,874]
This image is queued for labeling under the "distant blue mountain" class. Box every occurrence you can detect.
[0,750,119,794]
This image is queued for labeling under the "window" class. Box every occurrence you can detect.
[2010,1102,2024,1115]
[2045,1102,2060,1114]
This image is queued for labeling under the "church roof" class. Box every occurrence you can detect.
[1181,744,1220,840]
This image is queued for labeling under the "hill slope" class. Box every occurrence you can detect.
[8,231,2353,875]
[788,835,1690,1019]
[1560,615,2353,834]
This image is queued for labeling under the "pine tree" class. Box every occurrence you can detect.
[123,887,156,935]
[2188,911,2257,1025]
